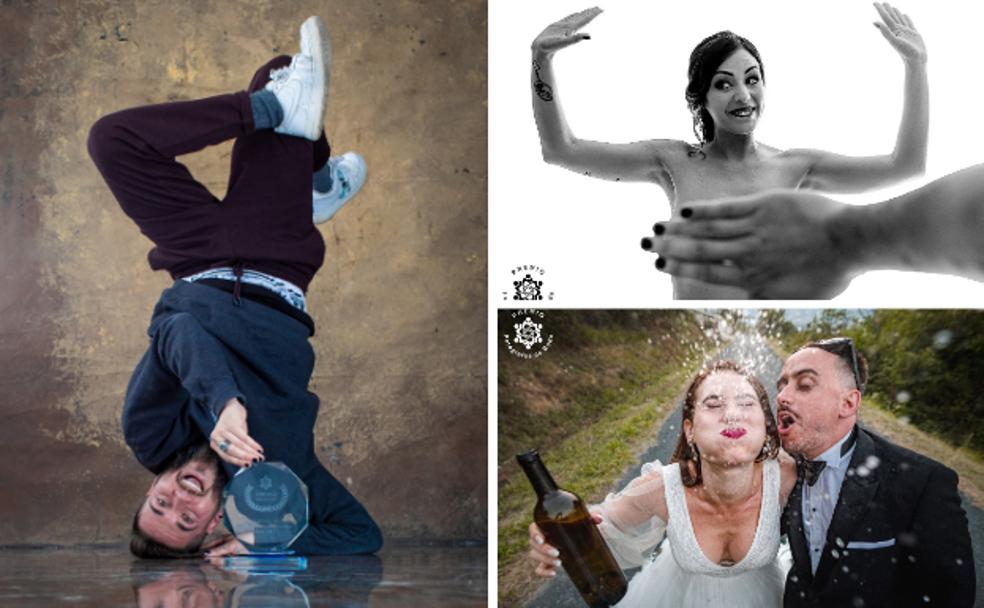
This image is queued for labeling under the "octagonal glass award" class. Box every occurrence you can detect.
[222,462,309,571]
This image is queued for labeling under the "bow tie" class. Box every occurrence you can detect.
[799,459,827,487]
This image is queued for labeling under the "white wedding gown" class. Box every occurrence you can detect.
[594,459,785,607]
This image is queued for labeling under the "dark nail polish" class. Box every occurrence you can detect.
[640,237,652,250]
[653,223,665,235]
[252,458,259,464]
[681,208,693,218]
[655,257,666,269]
[583,34,591,40]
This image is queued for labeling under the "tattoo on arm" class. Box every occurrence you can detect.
[532,59,554,102]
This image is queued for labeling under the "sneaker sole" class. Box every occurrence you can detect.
[300,16,330,140]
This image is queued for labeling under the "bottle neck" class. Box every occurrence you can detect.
[518,455,559,498]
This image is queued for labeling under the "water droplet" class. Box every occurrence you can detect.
[852,597,866,607]
[842,565,850,573]
[956,558,964,565]
[865,455,880,470]
[835,537,846,548]
[922,595,931,603]
[932,329,953,350]
[908,555,916,563]
[831,549,840,559]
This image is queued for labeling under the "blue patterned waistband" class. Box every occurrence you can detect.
[182,267,307,312]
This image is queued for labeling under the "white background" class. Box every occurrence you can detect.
[490,0,984,306]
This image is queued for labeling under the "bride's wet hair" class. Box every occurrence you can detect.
[672,360,779,487]
[685,31,765,145]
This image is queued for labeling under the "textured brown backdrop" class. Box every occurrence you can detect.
[0,0,486,544]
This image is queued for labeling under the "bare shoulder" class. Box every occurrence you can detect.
[624,138,694,168]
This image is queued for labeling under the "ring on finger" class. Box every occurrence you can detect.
[218,439,231,453]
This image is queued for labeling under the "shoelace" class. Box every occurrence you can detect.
[266,54,312,91]
[334,164,350,197]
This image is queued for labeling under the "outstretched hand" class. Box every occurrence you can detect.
[873,2,925,63]
[532,7,603,55]
[203,534,249,559]
[643,191,858,299]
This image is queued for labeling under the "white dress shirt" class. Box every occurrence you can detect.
[801,427,857,574]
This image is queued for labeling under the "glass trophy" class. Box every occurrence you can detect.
[222,462,309,572]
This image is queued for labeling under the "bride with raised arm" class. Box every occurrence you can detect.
[531,3,927,299]
[528,361,798,606]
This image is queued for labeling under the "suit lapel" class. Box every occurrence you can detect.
[784,470,813,585]
[813,428,880,587]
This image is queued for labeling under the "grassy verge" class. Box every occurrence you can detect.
[497,311,707,606]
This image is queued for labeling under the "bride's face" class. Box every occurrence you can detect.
[703,49,764,138]
[686,371,767,466]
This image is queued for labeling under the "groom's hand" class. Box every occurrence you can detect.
[210,398,266,468]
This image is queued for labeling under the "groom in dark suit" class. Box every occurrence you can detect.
[776,338,975,608]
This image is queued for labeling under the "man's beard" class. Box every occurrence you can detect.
[165,441,228,496]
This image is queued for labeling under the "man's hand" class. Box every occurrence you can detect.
[202,533,249,559]
[209,398,265,468]
[644,190,859,299]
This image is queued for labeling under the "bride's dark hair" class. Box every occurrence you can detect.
[672,360,779,487]
[685,31,765,146]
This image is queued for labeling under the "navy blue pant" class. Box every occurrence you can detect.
[87,56,328,292]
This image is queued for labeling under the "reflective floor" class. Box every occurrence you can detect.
[0,544,486,606]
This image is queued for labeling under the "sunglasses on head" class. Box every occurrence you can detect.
[813,337,863,394]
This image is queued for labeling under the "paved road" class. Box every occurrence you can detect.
[526,334,984,607]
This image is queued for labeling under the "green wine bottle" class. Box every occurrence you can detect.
[517,449,628,608]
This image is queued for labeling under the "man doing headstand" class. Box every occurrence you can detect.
[87,16,381,558]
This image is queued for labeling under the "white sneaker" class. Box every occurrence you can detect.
[265,16,331,141]
[313,152,367,224]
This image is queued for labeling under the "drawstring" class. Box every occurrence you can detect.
[232,261,244,306]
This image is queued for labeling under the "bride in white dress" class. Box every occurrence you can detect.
[529,361,798,607]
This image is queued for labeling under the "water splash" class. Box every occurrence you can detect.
[932,329,954,350]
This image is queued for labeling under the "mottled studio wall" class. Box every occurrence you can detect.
[0,0,486,544]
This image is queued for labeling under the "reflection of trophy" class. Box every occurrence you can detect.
[223,462,309,571]
[227,575,310,607]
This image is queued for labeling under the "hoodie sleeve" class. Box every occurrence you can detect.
[289,467,383,556]
[153,311,246,422]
